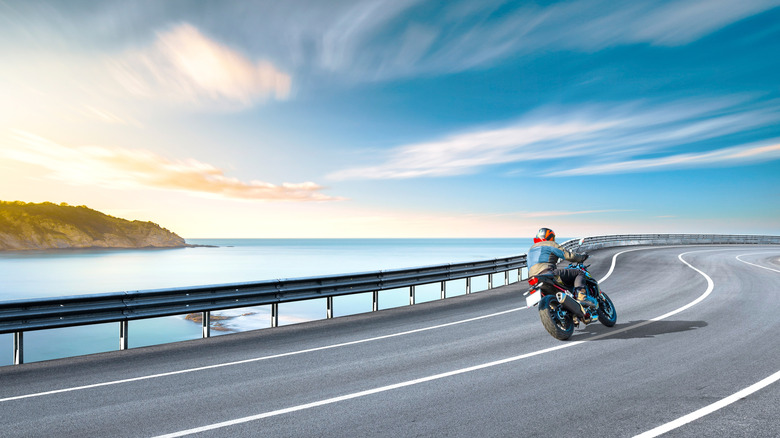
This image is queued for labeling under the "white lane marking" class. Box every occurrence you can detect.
[634,248,780,437]
[153,249,717,437]
[599,247,648,283]
[736,252,780,273]
[574,251,715,343]
[0,307,525,403]
[152,341,583,438]
[633,369,780,438]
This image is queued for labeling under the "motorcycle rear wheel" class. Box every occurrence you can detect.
[538,295,574,340]
[597,292,617,327]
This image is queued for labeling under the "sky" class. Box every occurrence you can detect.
[1,0,779,239]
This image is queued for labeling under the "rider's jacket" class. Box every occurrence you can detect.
[527,240,586,276]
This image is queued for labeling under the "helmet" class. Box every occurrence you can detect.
[536,228,555,242]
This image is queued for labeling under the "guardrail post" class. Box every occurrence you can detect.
[120,320,129,350]
[466,277,471,294]
[372,291,379,312]
[409,285,416,305]
[13,332,23,365]
[202,311,210,338]
[327,297,333,319]
[440,281,446,299]
[271,303,279,328]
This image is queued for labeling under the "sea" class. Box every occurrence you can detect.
[0,238,534,365]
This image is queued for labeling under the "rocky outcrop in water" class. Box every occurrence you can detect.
[0,201,189,251]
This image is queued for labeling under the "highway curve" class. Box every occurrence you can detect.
[0,245,778,437]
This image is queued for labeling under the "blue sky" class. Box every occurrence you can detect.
[1,0,778,238]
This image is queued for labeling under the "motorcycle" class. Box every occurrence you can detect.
[523,248,617,340]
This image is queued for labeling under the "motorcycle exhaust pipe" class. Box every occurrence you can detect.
[556,292,585,318]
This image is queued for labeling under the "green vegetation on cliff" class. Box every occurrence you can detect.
[0,201,188,251]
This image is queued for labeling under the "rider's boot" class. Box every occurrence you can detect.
[576,287,597,309]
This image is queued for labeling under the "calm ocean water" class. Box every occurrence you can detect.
[0,238,534,365]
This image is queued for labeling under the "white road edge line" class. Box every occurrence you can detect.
[599,248,646,283]
[153,341,585,438]
[633,369,780,438]
[1,244,631,403]
[736,253,780,273]
[0,307,525,403]
[633,248,780,437]
[152,248,718,438]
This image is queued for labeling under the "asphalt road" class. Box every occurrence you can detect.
[0,245,778,437]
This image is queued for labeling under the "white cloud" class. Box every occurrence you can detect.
[329,98,780,180]
[548,141,780,176]
[328,120,614,179]
[624,0,779,46]
[2,131,341,202]
[109,23,291,110]
[284,0,780,79]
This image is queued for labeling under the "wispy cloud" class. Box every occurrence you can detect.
[548,141,780,176]
[540,0,780,49]
[109,23,291,111]
[3,131,341,202]
[329,119,616,179]
[278,0,779,80]
[329,97,780,180]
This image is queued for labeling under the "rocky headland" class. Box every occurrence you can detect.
[0,201,192,251]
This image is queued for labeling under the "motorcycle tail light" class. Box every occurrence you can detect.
[528,277,539,286]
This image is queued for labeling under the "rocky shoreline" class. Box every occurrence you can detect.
[0,201,195,251]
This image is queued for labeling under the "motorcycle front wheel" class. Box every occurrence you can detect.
[597,292,617,327]
[538,295,574,340]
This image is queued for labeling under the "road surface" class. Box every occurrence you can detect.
[1,245,778,437]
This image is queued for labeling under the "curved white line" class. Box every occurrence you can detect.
[153,249,719,437]
[635,251,780,437]
[583,251,715,342]
[599,247,647,283]
[634,370,780,438]
[736,252,780,273]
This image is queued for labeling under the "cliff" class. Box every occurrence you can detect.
[0,201,189,251]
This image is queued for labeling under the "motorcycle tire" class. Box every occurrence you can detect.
[597,291,617,327]
[538,294,574,340]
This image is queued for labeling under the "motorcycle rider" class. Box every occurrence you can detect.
[527,228,596,308]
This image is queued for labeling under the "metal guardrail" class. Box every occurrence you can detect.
[1,255,527,364]
[560,234,780,251]
[2,233,778,365]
